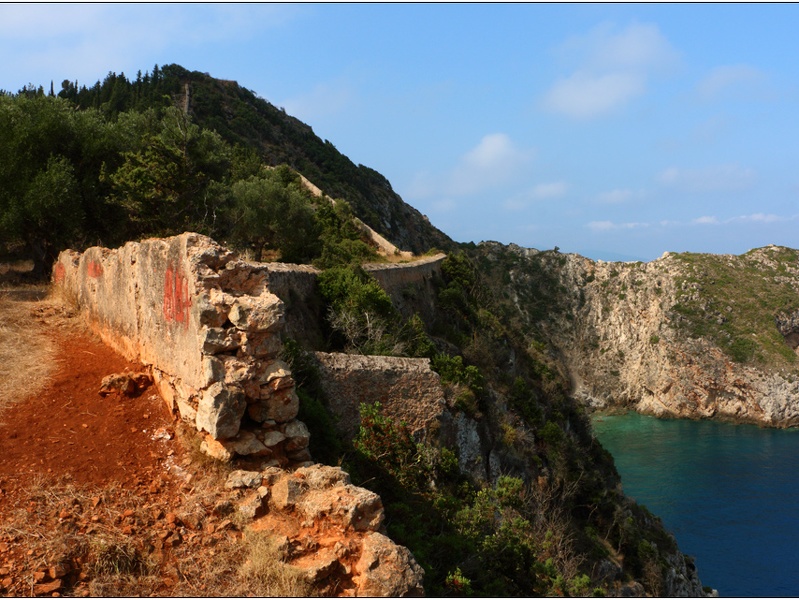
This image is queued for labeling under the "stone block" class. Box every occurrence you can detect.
[271,475,308,511]
[200,436,234,461]
[262,430,286,448]
[225,470,263,489]
[284,419,311,452]
[202,356,225,387]
[227,430,270,457]
[222,355,255,384]
[176,397,197,422]
[294,465,351,489]
[196,383,246,439]
[243,332,283,358]
[200,327,241,353]
[250,388,299,424]
[258,359,293,385]
[353,532,425,597]
[196,294,228,327]
[228,294,284,333]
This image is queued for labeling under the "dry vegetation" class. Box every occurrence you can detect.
[0,285,57,411]
[0,423,314,597]
[0,288,314,597]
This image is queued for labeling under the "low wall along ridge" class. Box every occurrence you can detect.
[53,232,311,465]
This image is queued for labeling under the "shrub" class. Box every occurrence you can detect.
[317,265,400,353]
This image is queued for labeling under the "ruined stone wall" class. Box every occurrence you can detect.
[363,254,445,321]
[52,233,310,466]
[312,352,447,441]
[52,236,445,464]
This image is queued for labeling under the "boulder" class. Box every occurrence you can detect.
[352,532,424,597]
[228,294,284,332]
[225,470,263,490]
[283,420,311,452]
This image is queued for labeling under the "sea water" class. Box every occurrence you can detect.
[591,411,799,597]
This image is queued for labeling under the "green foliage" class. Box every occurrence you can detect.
[317,265,402,354]
[430,354,484,395]
[444,567,473,596]
[671,249,799,367]
[354,403,430,489]
[538,421,565,447]
[227,169,320,262]
[104,106,231,237]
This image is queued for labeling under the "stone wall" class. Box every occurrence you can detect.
[312,352,447,441]
[52,235,447,463]
[364,254,445,321]
[52,233,310,466]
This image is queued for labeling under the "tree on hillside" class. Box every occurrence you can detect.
[0,95,108,272]
[104,106,230,237]
[227,167,320,263]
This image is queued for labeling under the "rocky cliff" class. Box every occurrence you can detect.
[490,242,799,427]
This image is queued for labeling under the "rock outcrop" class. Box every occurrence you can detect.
[231,464,425,597]
[495,243,799,426]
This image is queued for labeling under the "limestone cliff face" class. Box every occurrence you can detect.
[498,243,799,426]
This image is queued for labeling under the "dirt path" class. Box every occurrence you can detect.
[0,296,181,504]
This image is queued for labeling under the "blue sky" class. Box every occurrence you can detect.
[2,3,798,261]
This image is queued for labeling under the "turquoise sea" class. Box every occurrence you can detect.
[592,412,799,598]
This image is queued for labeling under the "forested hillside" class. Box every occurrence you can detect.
[0,64,451,277]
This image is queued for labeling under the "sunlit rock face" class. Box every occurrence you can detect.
[493,243,799,428]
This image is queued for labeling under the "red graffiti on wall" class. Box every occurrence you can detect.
[163,263,192,327]
[53,262,65,284]
[87,260,104,278]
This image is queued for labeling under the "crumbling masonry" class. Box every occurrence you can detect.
[53,233,311,465]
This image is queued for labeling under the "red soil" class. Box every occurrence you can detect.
[0,321,182,509]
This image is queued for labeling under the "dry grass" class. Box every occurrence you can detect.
[0,284,56,411]
[0,284,93,413]
[0,470,315,597]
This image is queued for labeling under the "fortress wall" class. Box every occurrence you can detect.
[52,233,311,466]
[51,235,446,463]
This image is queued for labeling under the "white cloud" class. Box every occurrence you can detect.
[408,133,534,198]
[431,198,457,213]
[504,181,569,210]
[446,134,534,197]
[544,71,644,119]
[587,220,649,232]
[531,181,569,199]
[692,216,719,225]
[543,22,678,119]
[697,64,766,101]
[596,188,644,204]
[727,213,789,224]
[570,22,679,72]
[658,164,757,193]
[0,4,304,90]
